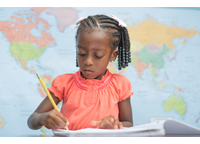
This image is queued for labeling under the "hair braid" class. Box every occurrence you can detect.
[75,14,131,70]
[88,16,98,27]
[83,19,92,28]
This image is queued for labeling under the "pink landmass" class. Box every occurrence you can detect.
[170,51,177,61]
[135,58,146,78]
[0,8,56,48]
[13,12,23,16]
[31,7,50,14]
[146,44,161,53]
[43,75,53,83]
[177,87,183,92]
[47,8,79,32]
[196,117,200,123]
[34,18,51,30]
[11,16,25,23]
[38,85,46,98]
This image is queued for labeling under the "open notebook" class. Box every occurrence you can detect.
[52,120,200,137]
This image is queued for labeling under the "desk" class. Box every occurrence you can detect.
[19,134,200,137]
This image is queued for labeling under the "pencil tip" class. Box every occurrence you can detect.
[36,73,40,79]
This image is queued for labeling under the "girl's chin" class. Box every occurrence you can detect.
[81,71,95,79]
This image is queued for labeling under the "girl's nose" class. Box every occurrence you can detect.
[84,55,93,66]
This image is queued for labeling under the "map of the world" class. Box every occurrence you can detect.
[0,7,200,136]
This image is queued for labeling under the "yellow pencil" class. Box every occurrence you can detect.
[36,73,69,131]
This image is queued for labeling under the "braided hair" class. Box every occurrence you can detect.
[75,14,131,70]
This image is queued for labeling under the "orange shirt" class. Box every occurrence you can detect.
[48,69,133,130]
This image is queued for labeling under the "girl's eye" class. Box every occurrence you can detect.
[95,55,104,59]
[78,53,86,56]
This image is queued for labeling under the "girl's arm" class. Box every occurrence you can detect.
[27,92,68,130]
[118,97,133,127]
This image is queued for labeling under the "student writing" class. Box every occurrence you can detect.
[27,14,134,130]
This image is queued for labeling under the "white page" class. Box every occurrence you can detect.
[52,120,166,136]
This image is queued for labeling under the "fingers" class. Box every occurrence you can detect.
[91,115,123,129]
[114,120,123,129]
[91,120,102,126]
[52,112,67,128]
[44,109,69,129]
[54,110,69,126]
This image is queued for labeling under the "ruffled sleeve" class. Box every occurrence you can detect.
[112,74,134,102]
[48,74,74,101]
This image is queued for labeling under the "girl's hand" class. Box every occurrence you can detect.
[38,109,69,129]
[90,115,123,129]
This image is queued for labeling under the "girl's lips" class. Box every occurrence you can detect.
[84,70,94,74]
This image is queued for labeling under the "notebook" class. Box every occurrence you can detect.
[52,120,200,137]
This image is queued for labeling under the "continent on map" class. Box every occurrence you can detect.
[10,42,47,71]
[0,7,56,72]
[0,7,55,48]
[124,18,200,78]
[46,8,79,32]
[163,94,187,115]
[127,19,200,51]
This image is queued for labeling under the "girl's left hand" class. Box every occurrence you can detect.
[90,115,123,129]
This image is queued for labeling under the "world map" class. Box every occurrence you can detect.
[0,7,200,136]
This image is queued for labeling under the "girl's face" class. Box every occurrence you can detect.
[76,29,118,80]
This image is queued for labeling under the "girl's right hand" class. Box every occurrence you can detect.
[38,109,69,129]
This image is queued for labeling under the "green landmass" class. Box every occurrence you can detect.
[9,42,46,62]
[137,43,170,68]
[45,80,53,88]
[113,58,118,68]
[131,55,138,66]
[148,63,157,76]
[163,94,187,115]
[1,32,5,37]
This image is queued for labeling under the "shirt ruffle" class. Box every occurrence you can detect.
[74,69,113,91]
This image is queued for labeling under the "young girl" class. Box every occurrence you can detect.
[27,14,133,130]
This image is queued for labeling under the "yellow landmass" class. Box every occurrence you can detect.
[0,117,4,128]
[40,134,46,137]
[107,62,115,74]
[183,39,187,45]
[152,81,157,89]
[127,19,200,52]
[159,81,164,88]
[130,39,144,53]
[131,55,138,66]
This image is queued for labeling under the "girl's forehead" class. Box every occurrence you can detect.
[76,27,115,50]
[80,27,112,35]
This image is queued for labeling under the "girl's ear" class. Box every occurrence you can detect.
[110,49,118,62]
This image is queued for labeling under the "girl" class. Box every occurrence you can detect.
[27,14,133,130]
